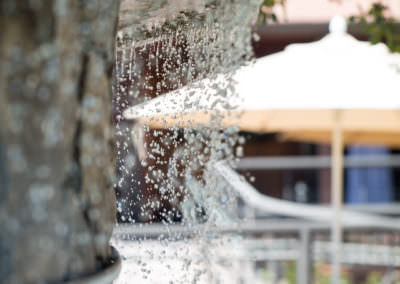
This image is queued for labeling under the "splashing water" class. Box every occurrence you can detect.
[113,0,261,282]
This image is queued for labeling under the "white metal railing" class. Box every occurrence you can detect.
[237,154,400,170]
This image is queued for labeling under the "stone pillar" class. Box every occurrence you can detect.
[0,0,120,282]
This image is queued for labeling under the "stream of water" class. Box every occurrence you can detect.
[113,1,261,282]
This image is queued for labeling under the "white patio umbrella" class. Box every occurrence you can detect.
[124,17,400,284]
[124,17,400,146]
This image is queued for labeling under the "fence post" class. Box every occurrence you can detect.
[297,228,313,284]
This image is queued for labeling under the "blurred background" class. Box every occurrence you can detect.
[115,0,400,221]
[113,1,400,283]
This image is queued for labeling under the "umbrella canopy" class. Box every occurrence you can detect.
[124,17,400,146]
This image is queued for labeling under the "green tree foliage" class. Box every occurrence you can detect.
[257,0,285,24]
[349,3,400,52]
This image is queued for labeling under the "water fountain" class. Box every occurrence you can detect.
[114,0,261,282]
[0,0,261,282]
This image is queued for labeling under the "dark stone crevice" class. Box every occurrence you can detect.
[75,53,90,212]
[64,53,98,282]
[0,135,9,205]
[63,54,88,194]
[74,53,112,270]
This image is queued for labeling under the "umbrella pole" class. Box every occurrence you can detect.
[331,110,343,284]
